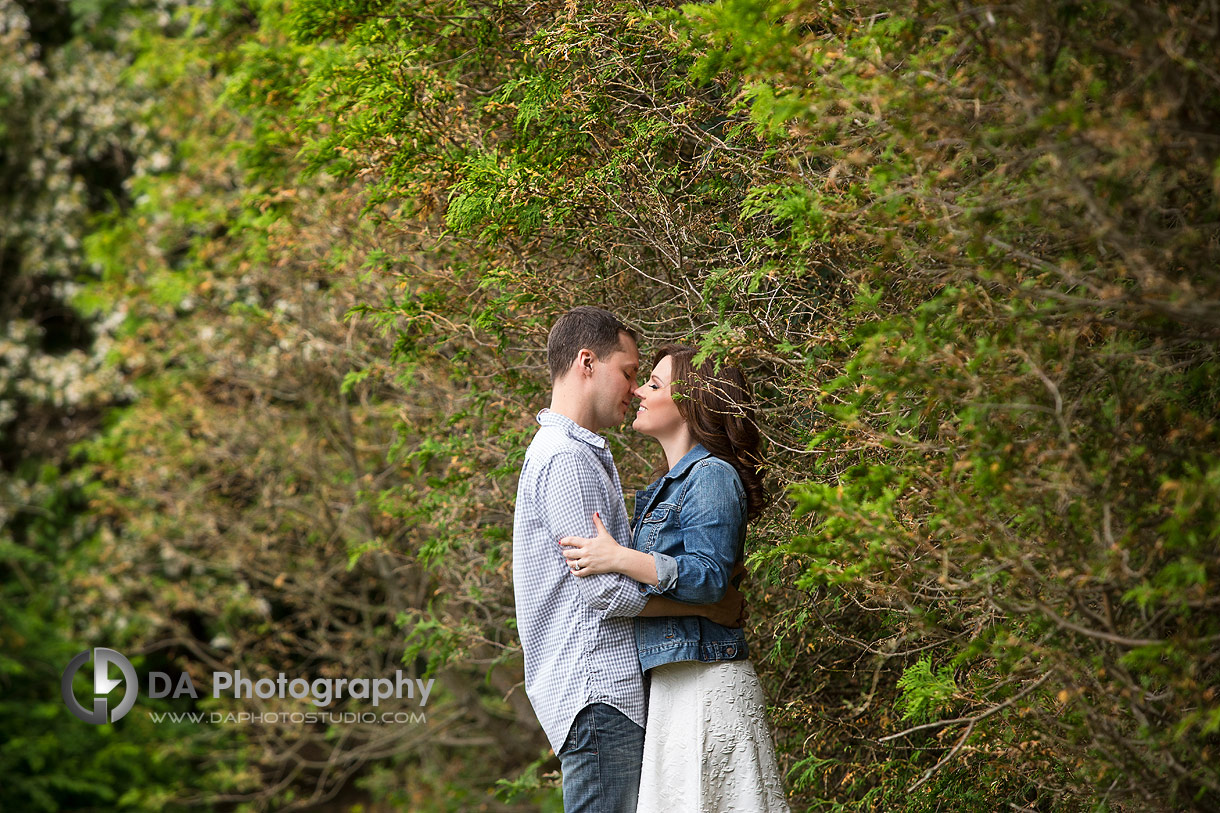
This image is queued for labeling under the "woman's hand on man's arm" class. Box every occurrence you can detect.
[559,511,660,584]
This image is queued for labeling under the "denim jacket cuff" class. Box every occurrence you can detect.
[641,552,678,596]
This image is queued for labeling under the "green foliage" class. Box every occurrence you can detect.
[895,657,957,725]
[264,0,1220,807]
[0,466,224,811]
[491,750,565,809]
[6,0,1219,809]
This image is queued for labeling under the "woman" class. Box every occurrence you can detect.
[559,343,790,812]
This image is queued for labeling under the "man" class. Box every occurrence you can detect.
[512,306,745,813]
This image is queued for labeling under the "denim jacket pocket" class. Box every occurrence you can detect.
[637,503,675,552]
[631,449,752,672]
[641,504,674,523]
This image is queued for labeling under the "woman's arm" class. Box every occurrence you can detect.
[560,513,750,624]
[560,463,746,604]
[559,512,660,584]
[655,461,745,605]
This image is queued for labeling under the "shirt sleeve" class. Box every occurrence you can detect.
[535,452,650,619]
[645,460,744,604]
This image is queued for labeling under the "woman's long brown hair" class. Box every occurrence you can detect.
[653,343,769,523]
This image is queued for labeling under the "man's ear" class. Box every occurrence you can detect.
[575,348,596,376]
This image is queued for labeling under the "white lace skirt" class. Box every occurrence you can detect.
[636,659,791,812]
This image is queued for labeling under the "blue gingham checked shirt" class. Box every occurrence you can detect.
[512,408,674,753]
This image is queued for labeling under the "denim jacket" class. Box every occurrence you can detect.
[630,443,749,672]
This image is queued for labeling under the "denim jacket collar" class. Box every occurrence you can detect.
[535,407,607,450]
[634,443,713,522]
[663,442,713,482]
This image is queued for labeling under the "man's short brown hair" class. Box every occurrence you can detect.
[546,306,637,382]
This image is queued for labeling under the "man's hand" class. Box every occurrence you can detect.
[702,564,749,628]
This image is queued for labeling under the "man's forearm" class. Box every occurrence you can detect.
[638,596,707,617]
[637,582,746,629]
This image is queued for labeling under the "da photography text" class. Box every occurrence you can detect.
[62,647,434,725]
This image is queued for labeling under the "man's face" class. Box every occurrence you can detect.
[589,332,640,430]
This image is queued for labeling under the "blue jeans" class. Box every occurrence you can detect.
[557,702,644,813]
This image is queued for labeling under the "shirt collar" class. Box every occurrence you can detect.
[536,408,608,449]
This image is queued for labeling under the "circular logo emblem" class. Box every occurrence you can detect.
[61,648,138,724]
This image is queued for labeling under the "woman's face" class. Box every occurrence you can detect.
[632,355,685,438]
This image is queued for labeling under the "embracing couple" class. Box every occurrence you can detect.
[512,306,790,812]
